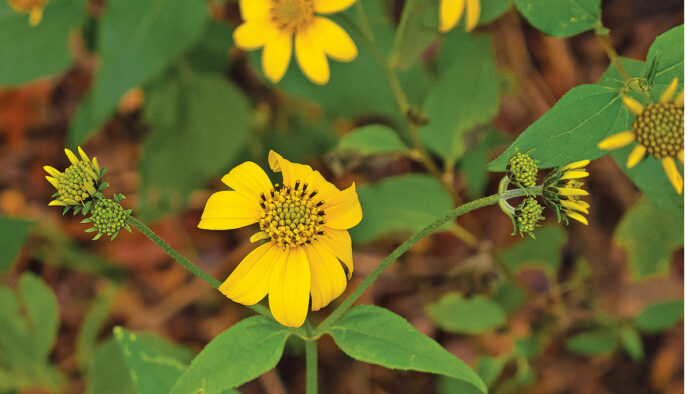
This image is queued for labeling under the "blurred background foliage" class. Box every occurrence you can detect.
[0,0,683,392]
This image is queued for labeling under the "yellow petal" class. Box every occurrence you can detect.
[48,200,66,207]
[221,161,273,203]
[678,150,684,164]
[268,247,310,327]
[304,242,347,311]
[268,150,314,185]
[561,160,590,171]
[313,0,356,14]
[77,146,90,162]
[29,7,42,26]
[219,243,277,305]
[198,191,262,229]
[465,0,481,32]
[65,148,79,165]
[660,77,678,103]
[240,0,271,20]
[312,17,357,62]
[674,90,684,107]
[623,96,644,116]
[316,228,353,278]
[234,18,275,50]
[661,157,683,194]
[558,187,588,197]
[560,200,589,214]
[295,27,330,85]
[566,211,589,225]
[45,176,59,188]
[92,157,101,174]
[301,170,341,202]
[598,131,635,150]
[262,30,293,83]
[439,0,464,33]
[44,166,61,177]
[250,231,269,243]
[322,183,363,229]
[626,144,647,168]
[560,171,589,180]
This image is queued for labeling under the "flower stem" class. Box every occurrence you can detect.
[314,186,539,334]
[305,339,319,394]
[595,29,631,82]
[125,216,270,316]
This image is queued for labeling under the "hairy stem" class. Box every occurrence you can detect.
[596,30,631,82]
[305,337,319,394]
[126,216,270,316]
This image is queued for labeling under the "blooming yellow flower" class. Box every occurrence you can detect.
[45,147,103,208]
[598,78,684,194]
[233,0,359,85]
[543,160,591,225]
[439,0,481,32]
[199,151,362,327]
[7,0,48,26]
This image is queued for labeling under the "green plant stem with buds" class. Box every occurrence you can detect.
[124,216,271,317]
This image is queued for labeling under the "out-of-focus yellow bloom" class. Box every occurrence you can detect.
[45,147,102,208]
[233,0,358,85]
[199,150,362,327]
[8,0,48,26]
[598,78,684,193]
[439,0,481,32]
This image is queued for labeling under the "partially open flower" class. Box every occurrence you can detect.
[598,77,684,194]
[45,147,107,213]
[82,195,132,241]
[543,160,590,225]
[199,150,362,327]
[8,0,48,26]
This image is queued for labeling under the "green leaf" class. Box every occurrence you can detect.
[171,316,292,394]
[420,34,500,161]
[426,293,506,334]
[18,274,59,361]
[565,329,618,356]
[459,129,510,198]
[390,0,439,70]
[185,21,233,74]
[634,299,684,333]
[0,216,34,272]
[619,327,644,362]
[513,0,600,37]
[329,305,486,393]
[68,0,208,144]
[350,174,453,243]
[436,355,506,394]
[139,70,252,222]
[493,281,525,313]
[87,339,137,394]
[480,0,512,25]
[113,327,189,394]
[77,285,116,370]
[515,336,542,359]
[261,114,338,163]
[489,84,625,170]
[614,198,683,279]
[0,0,85,85]
[648,25,683,87]
[336,124,408,155]
[498,226,566,274]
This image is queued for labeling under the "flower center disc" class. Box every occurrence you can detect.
[270,0,315,33]
[58,162,97,203]
[259,183,325,248]
[634,102,684,158]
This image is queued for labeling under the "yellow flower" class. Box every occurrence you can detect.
[233,0,359,85]
[8,0,48,26]
[543,160,590,225]
[439,0,481,33]
[199,150,362,327]
[45,147,103,208]
[598,78,684,194]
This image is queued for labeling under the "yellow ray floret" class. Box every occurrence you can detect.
[626,144,647,168]
[623,96,644,116]
[439,0,481,33]
[598,131,635,150]
[200,150,362,327]
[660,77,678,103]
[661,157,683,194]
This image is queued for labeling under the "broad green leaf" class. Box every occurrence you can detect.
[0,216,34,272]
[68,0,208,144]
[261,114,338,163]
[498,226,566,274]
[87,339,137,394]
[619,327,644,362]
[390,0,439,70]
[513,0,600,37]
[171,316,292,394]
[565,329,618,356]
[614,198,683,279]
[329,305,487,393]
[648,25,683,87]
[139,70,252,222]
[489,84,625,170]
[515,336,541,359]
[459,129,510,198]
[420,34,499,161]
[437,356,505,394]
[350,174,453,243]
[0,0,84,85]
[114,327,189,394]
[426,293,506,334]
[480,0,512,25]
[493,281,525,312]
[336,124,408,155]
[77,285,116,370]
[185,21,233,74]
[634,299,683,333]
[19,274,59,361]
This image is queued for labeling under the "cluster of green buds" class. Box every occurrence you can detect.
[45,147,131,241]
[500,153,591,237]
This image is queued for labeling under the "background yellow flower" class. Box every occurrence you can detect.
[439,0,481,32]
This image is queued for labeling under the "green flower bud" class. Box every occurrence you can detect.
[83,195,132,241]
[45,147,109,214]
[514,197,544,237]
[507,152,538,188]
